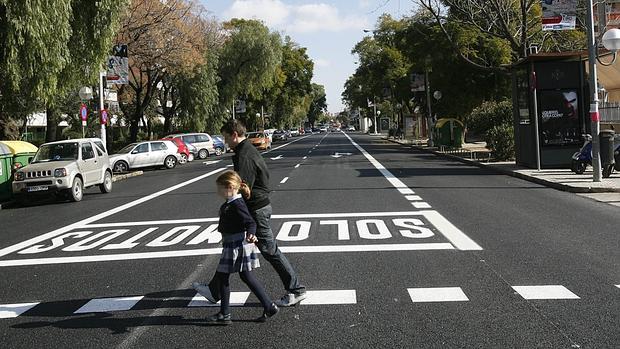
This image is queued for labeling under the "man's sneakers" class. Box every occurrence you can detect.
[275,292,307,307]
[205,312,232,326]
[192,282,218,303]
[255,303,279,323]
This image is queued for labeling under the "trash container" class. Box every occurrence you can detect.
[434,118,464,147]
[0,142,13,202]
[599,130,615,178]
[0,141,38,171]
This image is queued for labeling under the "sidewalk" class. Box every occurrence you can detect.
[378,134,620,194]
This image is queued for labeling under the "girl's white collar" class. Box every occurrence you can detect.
[226,193,242,203]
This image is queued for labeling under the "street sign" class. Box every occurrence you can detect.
[80,104,88,122]
[100,109,108,125]
[107,44,128,84]
[234,99,246,113]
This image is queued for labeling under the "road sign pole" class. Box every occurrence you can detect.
[586,0,602,182]
[99,71,107,149]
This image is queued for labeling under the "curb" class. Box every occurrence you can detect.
[112,171,144,182]
[384,138,620,194]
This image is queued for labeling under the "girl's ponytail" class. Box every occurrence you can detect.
[239,182,251,200]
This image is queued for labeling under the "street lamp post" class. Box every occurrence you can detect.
[99,71,107,150]
[586,0,602,182]
[376,109,381,134]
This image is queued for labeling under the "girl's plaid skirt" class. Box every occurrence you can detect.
[216,232,260,273]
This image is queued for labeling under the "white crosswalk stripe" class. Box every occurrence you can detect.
[0,302,39,319]
[512,285,580,300]
[188,292,250,307]
[74,296,144,314]
[412,202,432,209]
[300,290,357,305]
[407,287,469,303]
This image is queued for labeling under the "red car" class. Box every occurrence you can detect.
[161,137,191,163]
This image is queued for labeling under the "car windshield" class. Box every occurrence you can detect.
[32,143,79,163]
[116,143,137,154]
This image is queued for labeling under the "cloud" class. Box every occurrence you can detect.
[224,1,368,33]
[314,58,331,67]
[224,0,290,27]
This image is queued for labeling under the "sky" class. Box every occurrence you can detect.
[201,0,417,113]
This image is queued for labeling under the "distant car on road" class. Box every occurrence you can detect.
[272,130,288,142]
[289,129,300,137]
[347,125,356,131]
[304,128,313,134]
[164,133,216,159]
[110,140,180,173]
[12,138,112,203]
[247,131,271,151]
[319,125,328,133]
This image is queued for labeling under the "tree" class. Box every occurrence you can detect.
[307,83,327,125]
[116,0,207,142]
[217,19,283,115]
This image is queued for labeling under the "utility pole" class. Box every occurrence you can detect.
[586,0,602,182]
[373,96,378,135]
[425,69,434,147]
[99,71,106,149]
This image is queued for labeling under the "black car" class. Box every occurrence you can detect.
[272,130,288,142]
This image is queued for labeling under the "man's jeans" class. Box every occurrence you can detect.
[209,204,305,300]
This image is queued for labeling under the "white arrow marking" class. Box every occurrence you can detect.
[270,155,283,160]
[331,152,352,158]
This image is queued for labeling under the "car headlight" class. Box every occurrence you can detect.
[14,172,25,181]
[54,168,67,177]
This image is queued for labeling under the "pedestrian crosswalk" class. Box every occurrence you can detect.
[1,284,617,320]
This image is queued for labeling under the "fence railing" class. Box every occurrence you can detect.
[599,102,620,123]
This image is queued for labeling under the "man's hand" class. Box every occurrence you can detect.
[246,234,258,243]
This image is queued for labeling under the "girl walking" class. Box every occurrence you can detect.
[204,170,278,325]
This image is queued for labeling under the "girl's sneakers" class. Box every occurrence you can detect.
[205,312,232,326]
[255,303,279,323]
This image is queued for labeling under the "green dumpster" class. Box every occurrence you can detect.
[434,118,464,147]
[0,142,13,202]
[0,141,38,171]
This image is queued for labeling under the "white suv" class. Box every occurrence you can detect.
[12,138,112,203]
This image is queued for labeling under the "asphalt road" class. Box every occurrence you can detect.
[0,132,618,348]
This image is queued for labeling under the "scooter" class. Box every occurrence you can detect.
[571,134,592,174]
[571,134,620,177]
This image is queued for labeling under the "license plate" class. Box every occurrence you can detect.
[27,185,49,192]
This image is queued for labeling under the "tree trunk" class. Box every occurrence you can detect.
[163,116,172,134]
[45,105,59,142]
[130,110,140,142]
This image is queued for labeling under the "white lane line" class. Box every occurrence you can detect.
[0,243,455,267]
[300,290,357,305]
[74,296,144,313]
[280,177,289,184]
[512,285,580,300]
[405,195,422,201]
[412,202,432,209]
[262,135,311,154]
[0,302,39,318]
[616,284,620,289]
[303,156,307,160]
[407,287,469,303]
[203,160,221,165]
[294,164,300,168]
[419,210,482,250]
[188,292,250,307]
[342,132,482,251]
[80,210,448,228]
[0,167,228,258]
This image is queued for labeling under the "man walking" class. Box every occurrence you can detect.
[193,119,306,306]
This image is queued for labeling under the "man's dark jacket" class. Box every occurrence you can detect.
[233,138,270,211]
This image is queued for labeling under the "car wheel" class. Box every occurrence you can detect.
[179,153,188,164]
[198,149,208,159]
[113,161,128,173]
[215,147,223,156]
[99,171,113,194]
[164,155,177,169]
[69,177,83,202]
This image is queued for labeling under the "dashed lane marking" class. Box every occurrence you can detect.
[280,177,289,184]
[0,302,39,319]
[75,296,144,314]
[512,285,580,300]
[405,195,422,201]
[407,287,469,303]
[294,164,300,168]
[303,156,307,160]
[412,202,432,209]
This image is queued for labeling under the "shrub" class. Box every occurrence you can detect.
[486,123,515,161]
[467,99,513,136]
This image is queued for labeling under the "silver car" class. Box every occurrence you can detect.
[164,133,216,159]
[110,140,180,173]
[12,138,112,203]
